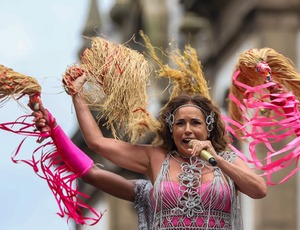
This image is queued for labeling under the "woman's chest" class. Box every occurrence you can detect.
[169,159,214,183]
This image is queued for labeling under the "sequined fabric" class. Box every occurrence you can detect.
[134,179,154,230]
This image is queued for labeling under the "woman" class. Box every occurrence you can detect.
[65,73,267,229]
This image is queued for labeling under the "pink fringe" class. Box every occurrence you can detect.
[0,115,104,225]
[224,70,300,185]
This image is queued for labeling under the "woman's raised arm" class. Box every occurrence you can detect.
[71,75,153,176]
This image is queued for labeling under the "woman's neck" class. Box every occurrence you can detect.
[172,150,190,159]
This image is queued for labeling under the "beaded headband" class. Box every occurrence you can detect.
[165,104,215,133]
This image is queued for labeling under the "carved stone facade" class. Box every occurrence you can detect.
[74,0,300,229]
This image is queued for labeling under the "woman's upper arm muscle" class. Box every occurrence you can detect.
[231,156,267,199]
[89,137,154,176]
[73,94,154,176]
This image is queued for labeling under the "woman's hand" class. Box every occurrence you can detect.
[188,140,217,157]
[31,102,57,133]
[72,73,87,94]
[62,66,87,96]
[188,140,218,166]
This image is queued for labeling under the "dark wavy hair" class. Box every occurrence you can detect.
[154,94,230,152]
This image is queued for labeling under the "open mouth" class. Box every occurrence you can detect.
[182,138,194,144]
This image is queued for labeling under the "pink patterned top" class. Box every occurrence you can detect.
[151,151,241,230]
[153,181,231,228]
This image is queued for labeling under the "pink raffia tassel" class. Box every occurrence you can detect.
[0,114,104,225]
[224,61,300,185]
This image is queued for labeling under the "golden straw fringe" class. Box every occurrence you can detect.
[65,36,160,143]
[140,31,210,104]
[0,64,41,106]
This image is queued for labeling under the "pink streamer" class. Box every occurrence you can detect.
[0,115,104,225]
[225,68,300,185]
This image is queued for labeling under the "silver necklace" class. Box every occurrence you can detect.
[170,154,206,218]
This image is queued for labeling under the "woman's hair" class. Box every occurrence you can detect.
[154,94,229,152]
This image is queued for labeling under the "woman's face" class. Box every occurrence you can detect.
[172,105,208,156]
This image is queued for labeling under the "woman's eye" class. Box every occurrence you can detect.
[175,120,184,126]
[192,120,202,125]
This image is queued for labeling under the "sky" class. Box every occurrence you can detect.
[0,0,112,229]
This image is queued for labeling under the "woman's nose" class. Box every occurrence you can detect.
[184,124,192,134]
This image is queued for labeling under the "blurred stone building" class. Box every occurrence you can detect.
[73,0,300,229]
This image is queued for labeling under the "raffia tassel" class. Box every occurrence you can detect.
[126,110,161,142]
[0,64,41,104]
[65,36,159,143]
[167,45,210,100]
[140,31,210,102]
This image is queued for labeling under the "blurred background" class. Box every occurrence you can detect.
[0,0,300,229]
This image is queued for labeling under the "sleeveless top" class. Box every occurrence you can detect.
[152,151,243,230]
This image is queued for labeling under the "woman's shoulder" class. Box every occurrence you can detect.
[146,147,168,177]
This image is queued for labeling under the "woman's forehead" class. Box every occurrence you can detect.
[174,106,205,118]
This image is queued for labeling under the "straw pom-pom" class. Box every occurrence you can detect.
[228,48,300,128]
[140,31,210,102]
[0,64,41,106]
[64,36,160,143]
[225,48,300,184]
